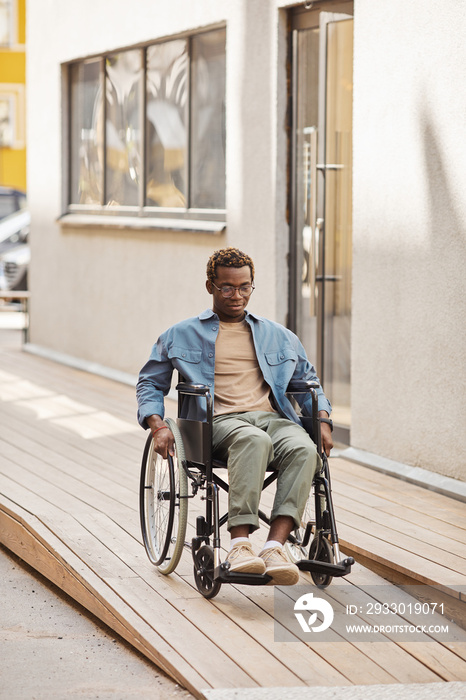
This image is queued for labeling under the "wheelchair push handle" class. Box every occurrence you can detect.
[176,380,214,427]
[176,382,211,396]
[286,380,320,394]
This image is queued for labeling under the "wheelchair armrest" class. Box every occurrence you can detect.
[286,380,320,394]
[286,380,322,452]
[176,382,211,396]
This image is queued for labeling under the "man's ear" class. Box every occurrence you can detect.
[206,279,213,295]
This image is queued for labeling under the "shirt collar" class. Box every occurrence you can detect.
[198,308,262,322]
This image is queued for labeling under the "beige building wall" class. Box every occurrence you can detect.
[352,0,466,478]
[26,0,290,375]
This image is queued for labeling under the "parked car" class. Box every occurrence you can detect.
[0,208,30,291]
[0,186,27,220]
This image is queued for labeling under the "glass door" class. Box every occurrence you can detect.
[289,3,353,442]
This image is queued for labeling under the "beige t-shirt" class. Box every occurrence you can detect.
[214,320,276,416]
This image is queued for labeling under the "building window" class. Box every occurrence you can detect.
[69,59,103,206]
[0,96,13,146]
[190,31,226,210]
[0,0,13,47]
[67,27,226,218]
[146,39,188,208]
[105,50,143,208]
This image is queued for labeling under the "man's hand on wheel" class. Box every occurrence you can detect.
[147,415,175,459]
[318,411,333,456]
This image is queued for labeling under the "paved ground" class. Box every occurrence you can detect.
[203,684,466,700]
[0,544,194,700]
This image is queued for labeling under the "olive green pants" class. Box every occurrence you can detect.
[212,411,319,533]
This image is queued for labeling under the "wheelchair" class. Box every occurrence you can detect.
[139,379,354,599]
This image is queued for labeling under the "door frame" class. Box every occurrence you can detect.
[288,0,354,444]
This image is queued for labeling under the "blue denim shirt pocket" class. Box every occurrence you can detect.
[168,346,202,364]
[168,346,203,381]
[264,348,297,386]
[167,345,205,419]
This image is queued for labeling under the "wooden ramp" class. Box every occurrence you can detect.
[1,336,466,698]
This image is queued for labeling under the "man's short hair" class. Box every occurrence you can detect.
[206,247,255,283]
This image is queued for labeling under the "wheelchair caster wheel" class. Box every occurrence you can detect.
[193,545,221,599]
[309,535,333,588]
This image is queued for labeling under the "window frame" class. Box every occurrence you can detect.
[62,25,226,230]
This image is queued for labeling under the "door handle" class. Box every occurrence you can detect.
[310,217,324,314]
[308,128,317,316]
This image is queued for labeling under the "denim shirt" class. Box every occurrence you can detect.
[136,308,331,429]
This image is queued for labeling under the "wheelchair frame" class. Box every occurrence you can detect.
[140,379,353,599]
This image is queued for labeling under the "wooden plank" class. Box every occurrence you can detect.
[0,408,141,485]
[331,458,466,528]
[0,360,140,440]
[330,474,466,546]
[347,562,466,668]
[277,584,444,684]
[1,397,141,473]
[0,412,139,498]
[333,497,466,573]
[1,454,141,559]
[0,349,150,433]
[337,519,465,597]
[168,591,345,688]
[279,570,466,682]
[0,343,178,434]
[0,380,139,475]
[0,452,137,532]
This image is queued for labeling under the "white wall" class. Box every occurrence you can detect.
[26,0,290,374]
[352,0,466,478]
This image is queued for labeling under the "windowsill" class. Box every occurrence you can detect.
[58,213,226,234]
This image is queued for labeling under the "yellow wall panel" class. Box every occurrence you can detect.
[18,0,26,44]
[0,52,26,83]
[0,148,26,190]
[0,2,27,188]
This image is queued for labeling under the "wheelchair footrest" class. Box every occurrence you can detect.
[214,565,272,585]
[297,557,354,577]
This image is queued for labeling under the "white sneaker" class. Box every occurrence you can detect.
[226,542,267,574]
[259,546,300,585]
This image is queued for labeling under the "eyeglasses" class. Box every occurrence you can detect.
[212,283,255,298]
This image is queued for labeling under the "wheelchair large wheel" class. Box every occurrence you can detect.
[309,534,333,588]
[284,493,314,563]
[140,417,188,575]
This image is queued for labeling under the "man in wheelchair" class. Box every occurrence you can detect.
[137,247,333,586]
